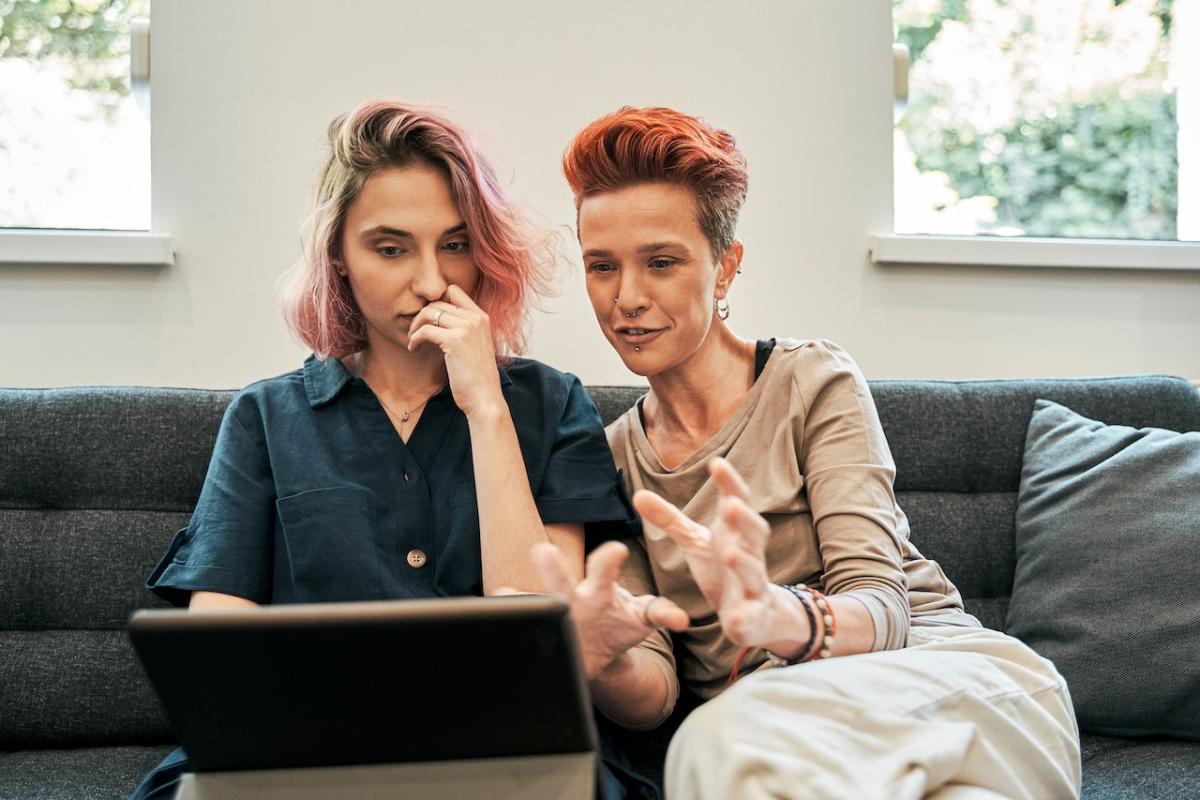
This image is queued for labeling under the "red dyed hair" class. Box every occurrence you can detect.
[562,106,749,256]
[281,98,554,359]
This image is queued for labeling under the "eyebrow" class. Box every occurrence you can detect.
[360,223,467,240]
[583,241,688,258]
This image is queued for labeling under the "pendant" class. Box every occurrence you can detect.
[400,411,410,422]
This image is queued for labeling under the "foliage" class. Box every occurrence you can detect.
[894,0,1179,239]
[0,0,148,102]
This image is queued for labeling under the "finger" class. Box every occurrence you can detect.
[492,586,526,596]
[531,542,577,598]
[444,284,482,313]
[640,594,690,631]
[406,324,448,352]
[708,457,752,503]
[583,541,628,604]
[411,301,465,337]
[632,490,709,547]
[721,495,771,553]
[722,540,769,596]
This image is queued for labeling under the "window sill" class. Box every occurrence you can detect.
[0,229,175,267]
[868,234,1200,271]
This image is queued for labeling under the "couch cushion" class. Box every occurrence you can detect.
[1008,400,1200,740]
[0,509,183,630]
[0,631,171,748]
[0,744,175,800]
[1080,734,1200,799]
[0,387,234,511]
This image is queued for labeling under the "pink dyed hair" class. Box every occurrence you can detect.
[281,98,554,359]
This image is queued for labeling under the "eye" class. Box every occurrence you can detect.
[648,258,674,270]
[588,262,615,273]
[377,245,406,257]
[443,240,471,253]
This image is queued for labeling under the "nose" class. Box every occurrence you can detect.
[411,248,449,302]
[614,269,648,318]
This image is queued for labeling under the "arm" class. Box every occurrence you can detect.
[533,541,687,730]
[797,343,909,651]
[189,591,258,611]
[408,285,581,594]
[145,394,276,607]
[632,456,885,664]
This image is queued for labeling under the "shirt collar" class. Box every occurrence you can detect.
[303,354,514,409]
[303,355,354,408]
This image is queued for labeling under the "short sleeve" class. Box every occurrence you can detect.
[145,393,275,606]
[534,375,636,541]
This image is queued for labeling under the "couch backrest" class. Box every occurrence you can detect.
[3,376,1199,747]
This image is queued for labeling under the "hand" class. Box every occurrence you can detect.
[641,458,808,651]
[406,284,504,418]
[533,540,688,680]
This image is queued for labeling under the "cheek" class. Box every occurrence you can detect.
[584,277,611,318]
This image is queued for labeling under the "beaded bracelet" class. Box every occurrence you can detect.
[777,583,821,661]
[804,585,837,660]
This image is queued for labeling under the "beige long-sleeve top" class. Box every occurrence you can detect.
[610,339,977,726]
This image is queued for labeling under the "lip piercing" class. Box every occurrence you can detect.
[634,346,641,352]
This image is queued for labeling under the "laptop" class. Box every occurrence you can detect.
[129,595,597,799]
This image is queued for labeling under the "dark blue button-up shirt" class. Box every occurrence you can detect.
[147,355,633,605]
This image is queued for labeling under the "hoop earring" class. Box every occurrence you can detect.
[716,297,730,321]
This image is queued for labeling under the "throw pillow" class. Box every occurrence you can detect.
[1007,399,1200,740]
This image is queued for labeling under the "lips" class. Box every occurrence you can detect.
[614,326,665,346]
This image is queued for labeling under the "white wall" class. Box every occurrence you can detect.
[3,0,1198,389]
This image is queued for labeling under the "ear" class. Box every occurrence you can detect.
[331,258,347,277]
[714,240,744,298]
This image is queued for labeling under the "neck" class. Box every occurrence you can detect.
[345,334,448,407]
[643,322,757,437]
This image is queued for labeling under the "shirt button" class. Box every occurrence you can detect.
[403,471,411,482]
[406,549,427,569]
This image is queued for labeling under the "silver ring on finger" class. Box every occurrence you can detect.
[433,309,445,327]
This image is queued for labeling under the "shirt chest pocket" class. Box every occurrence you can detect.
[275,486,385,602]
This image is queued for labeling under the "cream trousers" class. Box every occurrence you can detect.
[665,625,1081,799]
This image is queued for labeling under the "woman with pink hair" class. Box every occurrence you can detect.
[131,98,649,799]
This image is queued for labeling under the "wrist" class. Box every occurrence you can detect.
[588,647,634,684]
[464,397,507,425]
[760,584,814,660]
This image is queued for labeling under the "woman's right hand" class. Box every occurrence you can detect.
[533,541,689,680]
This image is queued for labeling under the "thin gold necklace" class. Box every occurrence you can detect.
[377,387,443,424]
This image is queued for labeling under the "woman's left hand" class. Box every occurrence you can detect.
[406,284,504,418]
[641,457,809,651]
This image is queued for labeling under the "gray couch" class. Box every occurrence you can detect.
[2,375,1199,799]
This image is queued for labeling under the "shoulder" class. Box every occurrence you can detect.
[501,356,577,389]
[501,357,600,429]
[773,338,867,385]
[223,365,310,427]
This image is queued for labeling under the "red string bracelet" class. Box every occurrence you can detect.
[728,646,753,684]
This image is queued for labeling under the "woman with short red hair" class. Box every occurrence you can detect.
[538,106,1082,799]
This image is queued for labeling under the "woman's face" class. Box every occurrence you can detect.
[578,182,735,377]
[339,162,479,351]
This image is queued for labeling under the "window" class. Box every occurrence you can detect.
[0,0,150,231]
[893,0,1196,243]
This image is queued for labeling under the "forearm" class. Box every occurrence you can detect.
[189,591,258,611]
[761,586,879,660]
[469,404,579,594]
[590,647,678,731]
